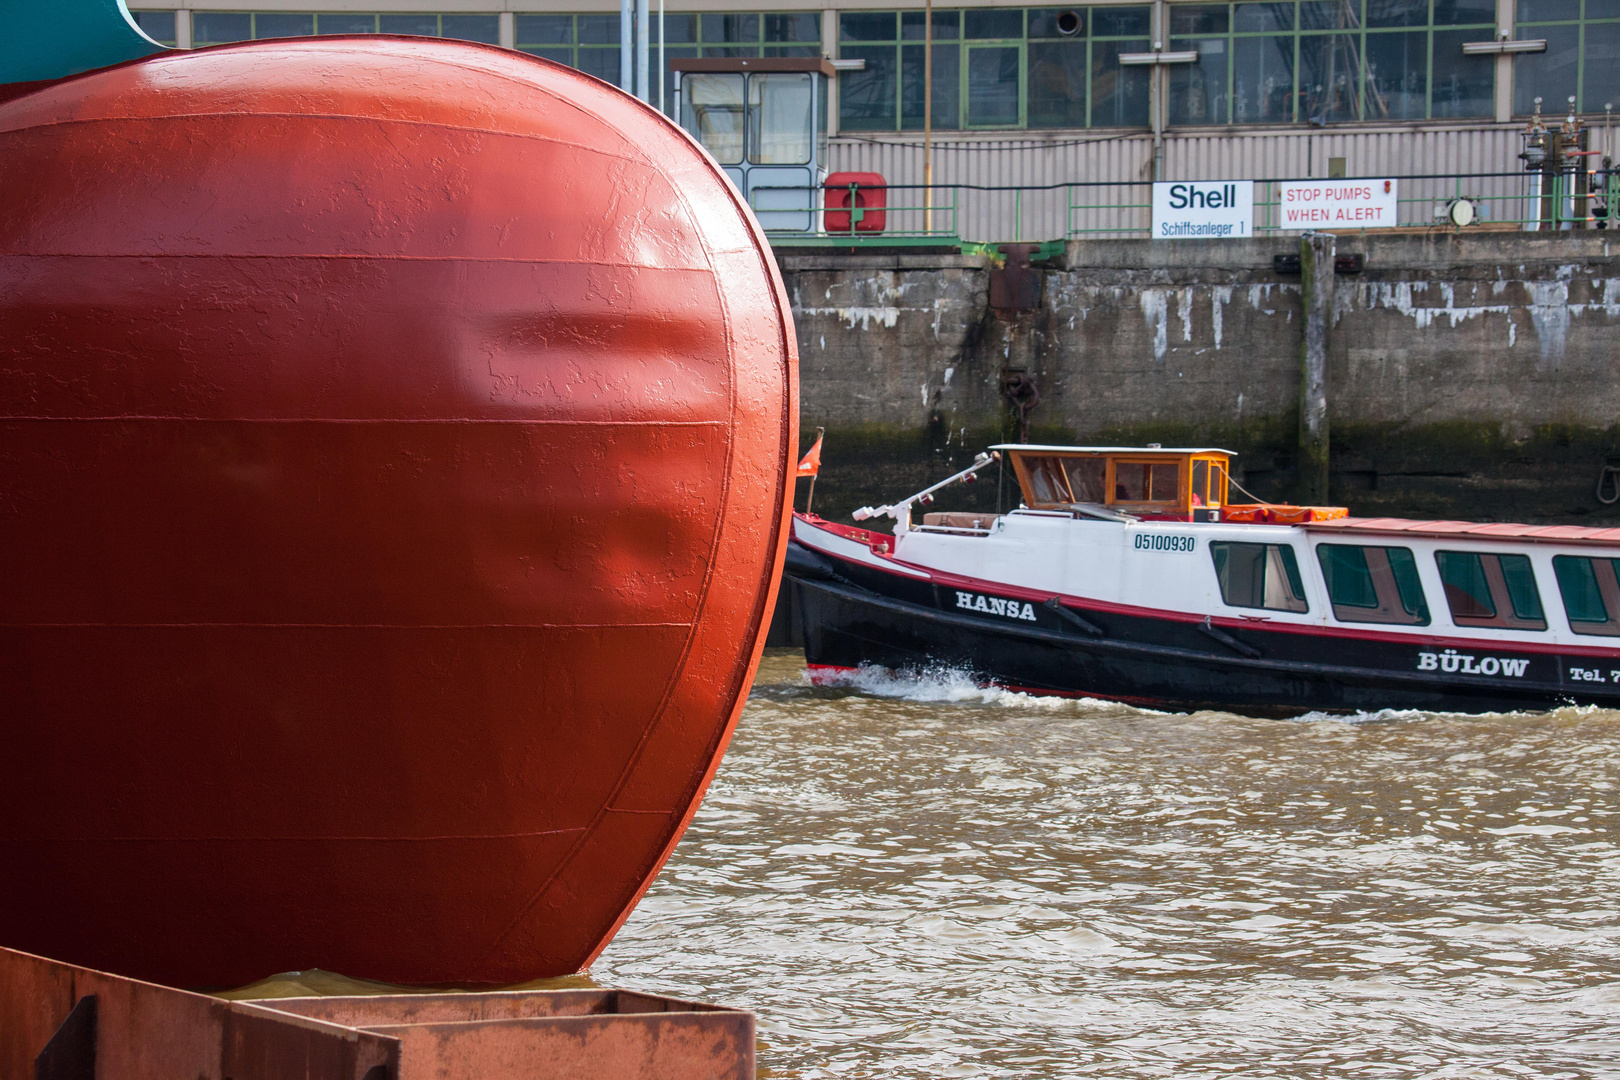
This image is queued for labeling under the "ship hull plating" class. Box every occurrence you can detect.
[0,38,796,987]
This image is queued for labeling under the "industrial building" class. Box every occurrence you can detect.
[126,2,1620,239]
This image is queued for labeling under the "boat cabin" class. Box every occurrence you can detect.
[998,444,1234,521]
[996,444,1347,524]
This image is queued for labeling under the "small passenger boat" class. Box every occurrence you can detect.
[783,445,1620,715]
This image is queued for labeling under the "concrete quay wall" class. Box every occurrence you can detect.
[780,233,1620,524]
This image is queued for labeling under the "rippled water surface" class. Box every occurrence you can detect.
[592,649,1620,1079]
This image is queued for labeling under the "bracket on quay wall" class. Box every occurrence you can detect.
[1274,253,1366,275]
[2,946,755,1080]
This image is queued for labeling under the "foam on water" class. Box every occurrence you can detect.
[808,661,1159,714]
[596,650,1620,1079]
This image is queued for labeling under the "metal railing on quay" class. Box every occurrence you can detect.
[753,169,1620,246]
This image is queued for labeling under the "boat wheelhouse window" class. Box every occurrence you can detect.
[1316,544,1431,626]
[1023,455,1072,504]
[1435,551,1547,631]
[1552,555,1620,636]
[1210,542,1308,613]
[1063,457,1106,503]
[1190,460,1217,507]
[1113,461,1179,503]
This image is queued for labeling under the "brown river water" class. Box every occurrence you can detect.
[587,649,1620,1079]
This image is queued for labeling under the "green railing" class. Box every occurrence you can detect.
[752,169,1620,246]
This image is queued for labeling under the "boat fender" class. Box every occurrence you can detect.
[1198,616,1262,659]
[783,540,840,582]
[1044,596,1106,637]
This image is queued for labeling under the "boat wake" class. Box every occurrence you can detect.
[806,661,1101,711]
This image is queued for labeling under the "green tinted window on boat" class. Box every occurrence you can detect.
[1316,544,1429,626]
[1499,554,1546,622]
[1553,555,1620,634]
[1386,548,1430,622]
[1436,550,1546,630]
[1318,544,1378,608]
[1436,551,1494,619]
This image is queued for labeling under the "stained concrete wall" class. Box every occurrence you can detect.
[780,232,1620,524]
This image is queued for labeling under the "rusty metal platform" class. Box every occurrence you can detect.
[1,946,754,1080]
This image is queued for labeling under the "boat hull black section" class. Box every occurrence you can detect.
[785,543,1620,716]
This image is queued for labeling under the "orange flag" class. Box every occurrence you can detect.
[796,432,823,478]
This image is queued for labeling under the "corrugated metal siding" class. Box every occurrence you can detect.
[827,123,1529,241]
[827,133,1152,241]
[1165,125,1527,231]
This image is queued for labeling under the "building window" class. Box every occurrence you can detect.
[1516,0,1620,116]
[191,12,500,46]
[130,10,177,46]
[1168,0,1497,126]
[835,2,1514,133]
[516,14,624,84]
[657,12,821,111]
[839,6,1150,131]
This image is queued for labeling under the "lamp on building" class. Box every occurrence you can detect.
[1461,35,1546,56]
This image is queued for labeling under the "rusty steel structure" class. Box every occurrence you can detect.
[3,946,754,1080]
[0,35,797,988]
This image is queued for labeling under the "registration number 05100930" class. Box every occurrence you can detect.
[1133,533,1195,552]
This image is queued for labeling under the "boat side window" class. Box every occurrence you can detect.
[1210,542,1308,613]
[1063,457,1106,503]
[1316,544,1430,626]
[1435,551,1547,631]
[1552,555,1620,636]
[1023,455,1073,504]
[1113,461,1179,503]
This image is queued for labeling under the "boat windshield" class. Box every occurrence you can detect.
[1024,456,1072,503]
[1063,457,1106,502]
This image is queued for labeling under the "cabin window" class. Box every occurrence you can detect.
[1316,544,1430,626]
[1063,458,1106,503]
[681,73,746,164]
[1435,551,1547,631]
[1022,456,1073,504]
[1113,461,1179,503]
[1552,555,1620,636]
[1210,542,1308,613]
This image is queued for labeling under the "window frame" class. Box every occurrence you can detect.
[838,5,1152,132]
[1434,549,1548,631]
[1210,540,1311,613]
[1515,0,1620,116]
[1315,542,1431,626]
[1552,553,1620,636]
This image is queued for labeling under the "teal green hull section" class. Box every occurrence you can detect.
[1,0,164,85]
